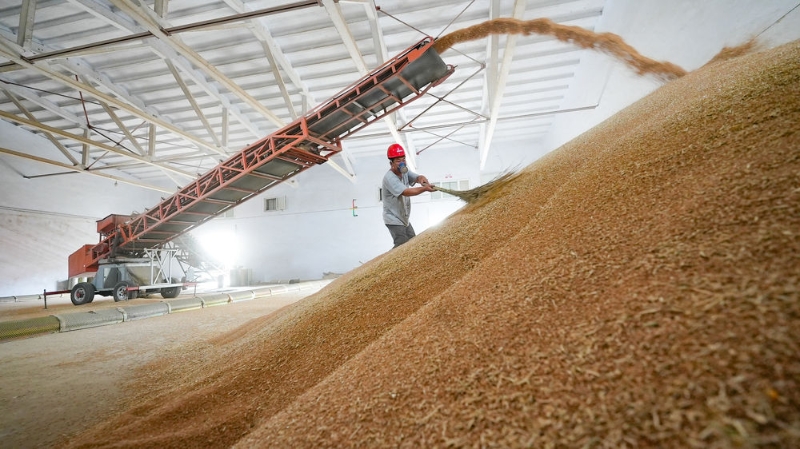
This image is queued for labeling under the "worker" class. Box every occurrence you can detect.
[382,143,435,248]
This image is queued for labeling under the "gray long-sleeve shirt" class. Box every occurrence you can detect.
[382,169,419,226]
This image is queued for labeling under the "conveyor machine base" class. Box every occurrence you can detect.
[70,248,186,305]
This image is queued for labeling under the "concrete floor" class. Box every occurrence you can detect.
[0,282,325,449]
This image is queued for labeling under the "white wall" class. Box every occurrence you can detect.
[0,120,163,296]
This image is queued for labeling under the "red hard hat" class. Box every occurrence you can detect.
[387,143,405,159]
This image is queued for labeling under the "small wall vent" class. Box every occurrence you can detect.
[264,196,286,211]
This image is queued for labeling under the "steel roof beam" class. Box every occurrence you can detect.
[0,108,195,179]
[147,40,264,139]
[255,31,297,119]
[109,0,286,129]
[93,90,186,187]
[324,157,356,183]
[58,0,256,144]
[336,142,357,176]
[358,0,419,169]
[478,0,500,168]
[81,128,90,166]
[321,0,417,174]
[64,0,264,140]
[319,0,367,179]
[221,107,228,148]
[0,86,80,165]
[17,0,37,49]
[166,61,222,148]
[9,0,319,65]
[54,57,222,157]
[2,70,162,165]
[222,0,318,115]
[153,0,221,161]
[0,76,87,129]
[322,0,368,73]
[0,145,173,193]
[0,36,226,160]
[96,101,147,157]
[148,124,156,158]
[479,0,526,169]
[153,0,168,17]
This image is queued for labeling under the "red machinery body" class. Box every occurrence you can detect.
[68,38,454,278]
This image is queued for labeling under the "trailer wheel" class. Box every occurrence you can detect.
[112,281,133,302]
[70,282,95,306]
[160,286,181,299]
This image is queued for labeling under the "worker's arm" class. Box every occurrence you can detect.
[402,174,432,196]
[402,184,434,196]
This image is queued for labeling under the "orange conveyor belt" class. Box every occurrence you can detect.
[69,37,454,278]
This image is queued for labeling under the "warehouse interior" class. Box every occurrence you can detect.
[1,0,797,297]
[1,1,799,448]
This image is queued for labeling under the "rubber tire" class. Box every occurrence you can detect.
[112,281,131,302]
[160,286,181,299]
[70,282,95,306]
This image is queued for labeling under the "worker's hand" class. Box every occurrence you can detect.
[415,176,435,192]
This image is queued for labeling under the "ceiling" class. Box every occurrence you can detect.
[0,0,606,193]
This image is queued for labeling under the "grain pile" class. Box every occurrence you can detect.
[432,18,687,81]
[64,41,799,448]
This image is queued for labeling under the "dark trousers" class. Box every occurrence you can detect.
[386,224,416,248]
